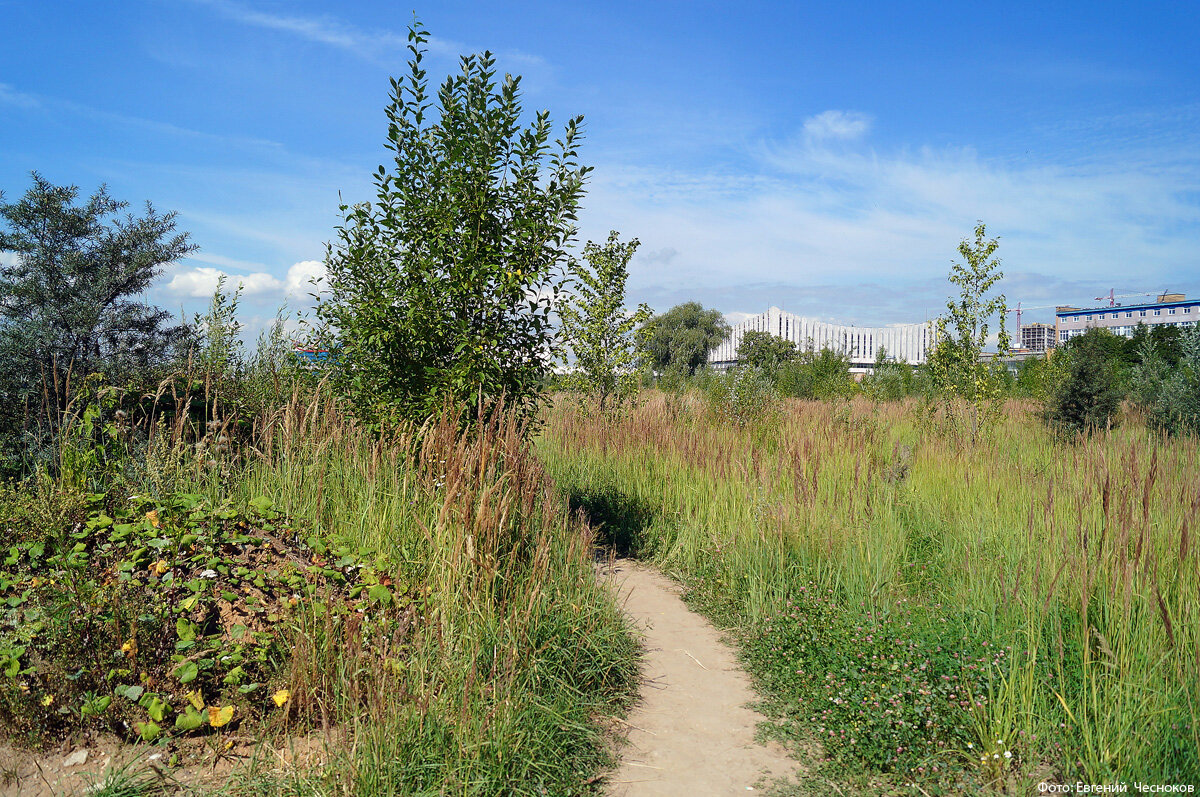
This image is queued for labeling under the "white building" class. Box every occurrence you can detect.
[709,307,933,371]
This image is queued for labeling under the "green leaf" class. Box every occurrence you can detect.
[175,661,199,684]
[116,684,144,702]
[175,706,206,731]
[134,720,161,741]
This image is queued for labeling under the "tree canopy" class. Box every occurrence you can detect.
[318,22,589,426]
[642,302,729,377]
[558,231,651,412]
[737,330,798,373]
[0,173,194,463]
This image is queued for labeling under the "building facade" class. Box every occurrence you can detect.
[1055,293,1199,344]
[1020,322,1057,353]
[708,306,932,370]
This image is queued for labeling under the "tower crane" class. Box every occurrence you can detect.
[1005,301,1060,352]
[1094,288,1163,307]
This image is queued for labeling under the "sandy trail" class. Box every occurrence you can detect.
[602,561,800,796]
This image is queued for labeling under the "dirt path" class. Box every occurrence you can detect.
[602,561,801,796]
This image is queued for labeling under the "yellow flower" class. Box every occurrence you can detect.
[152,560,169,576]
[145,510,161,528]
[272,689,290,708]
[40,694,53,707]
[121,639,135,656]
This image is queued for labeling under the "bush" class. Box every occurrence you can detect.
[703,366,779,427]
[776,348,858,400]
[1044,329,1124,436]
[861,349,916,402]
[1137,325,1200,436]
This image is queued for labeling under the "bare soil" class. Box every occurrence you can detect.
[601,561,802,796]
[0,730,334,796]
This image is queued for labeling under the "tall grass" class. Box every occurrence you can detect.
[539,392,1200,788]
[11,380,638,795]
[216,393,640,795]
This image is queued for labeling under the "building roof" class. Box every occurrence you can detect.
[1055,295,1196,317]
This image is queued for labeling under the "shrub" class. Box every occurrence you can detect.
[318,22,588,427]
[703,366,779,427]
[1138,325,1200,436]
[1044,329,1124,436]
[776,348,858,400]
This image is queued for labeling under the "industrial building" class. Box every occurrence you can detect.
[1055,293,1199,343]
[708,306,932,371]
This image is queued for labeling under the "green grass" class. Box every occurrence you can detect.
[1,392,639,795]
[538,392,1200,792]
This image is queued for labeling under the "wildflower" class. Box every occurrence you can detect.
[967,742,973,749]
[41,694,53,707]
[1004,750,1012,759]
[272,689,290,707]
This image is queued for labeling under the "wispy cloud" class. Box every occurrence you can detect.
[0,81,283,152]
[803,110,872,141]
[583,111,1200,324]
[0,82,40,109]
[184,0,464,64]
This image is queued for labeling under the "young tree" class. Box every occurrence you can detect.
[642,302,730,378]
[0,174,194,465]
[925,222,1009,439]
[318,22,589,426]
[1045,328,1125,437]
[558,231,652,412]
[737,330,798,374]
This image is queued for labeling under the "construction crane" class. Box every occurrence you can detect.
[1094,288,1162,307]
[1005,301,1060,352]
[1006,301,1059,329]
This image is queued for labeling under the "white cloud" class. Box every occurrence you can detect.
[724,311,754,326]
[579,118,1200,325]
[0,83,39,109]
[185,0,465,64]
[0,251,23,268]
[166,266,283,297]
[803,110,872,141]
[285,260,328,300]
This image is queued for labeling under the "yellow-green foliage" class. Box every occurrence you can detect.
[539,392,1200,787]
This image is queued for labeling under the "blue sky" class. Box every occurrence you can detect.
[2,0,1198,338]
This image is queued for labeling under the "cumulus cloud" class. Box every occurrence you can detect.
[803,110,872,141]
[285,260,328,300]
[164,261,329,304]
[166,266,283,297]
[724,311,755,326]
[639,247,680,265]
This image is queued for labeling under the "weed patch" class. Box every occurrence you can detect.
[0,488,413,745]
